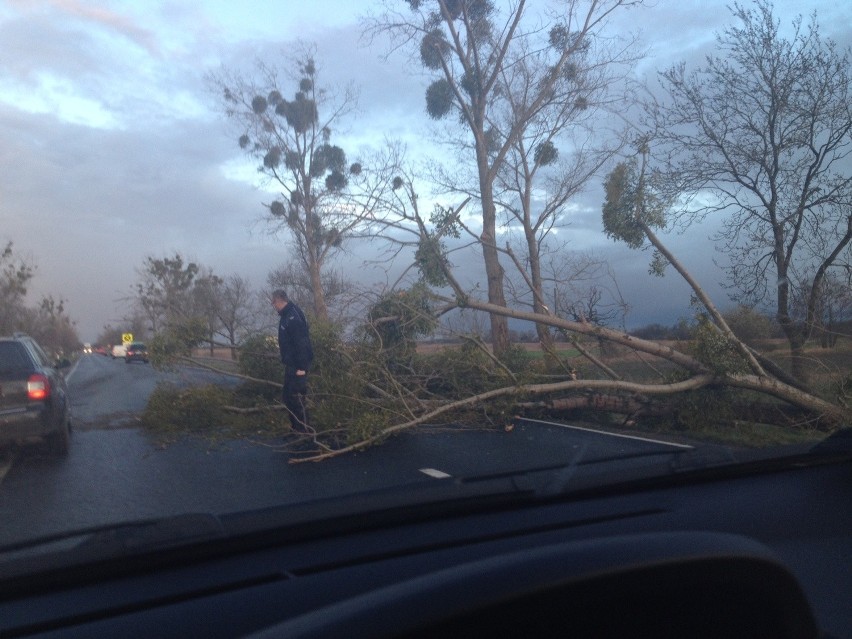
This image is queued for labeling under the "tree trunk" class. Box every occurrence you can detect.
[303,195,328,321]
[309,258,327,321]
[773,247,808,382]
[788,333,808,384]
[479,171,509,355]
[525,228,557,367]
[778,310,808,383]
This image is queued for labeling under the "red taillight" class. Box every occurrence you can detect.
[27,373,50,401]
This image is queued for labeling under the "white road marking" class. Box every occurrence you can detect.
[419,467,452,479]
[520,418,694,449]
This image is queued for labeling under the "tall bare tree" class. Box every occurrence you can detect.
[496,133,631,356]
[211,47,362,320]
[365,0,643,355]
[645,0,852,381]
[217,275,259,357]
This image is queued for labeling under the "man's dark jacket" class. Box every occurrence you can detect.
[277,302,313,371]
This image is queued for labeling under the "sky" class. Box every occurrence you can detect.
[1,0,850,343]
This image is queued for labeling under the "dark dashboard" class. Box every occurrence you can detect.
[1,442,851,639]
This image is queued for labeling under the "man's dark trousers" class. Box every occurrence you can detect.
[282,369,309,433]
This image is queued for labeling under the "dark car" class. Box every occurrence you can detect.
[0,334,71,456]
[125,342,148,364]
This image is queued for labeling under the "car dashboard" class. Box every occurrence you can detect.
[0,444,850,639]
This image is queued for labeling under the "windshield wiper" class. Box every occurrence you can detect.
[0,513,226,585]
[451,441,696,498]
[467,428,852,501]
[530,446,696,497]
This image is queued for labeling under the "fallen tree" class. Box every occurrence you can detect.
[282,270,848,463]
[279,149,849,462]
[142,158,849,464]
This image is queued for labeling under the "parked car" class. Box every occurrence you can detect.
[125,342,148,364]
[0,334,72,455]
[111,344,127,359]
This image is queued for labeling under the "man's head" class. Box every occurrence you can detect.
[271,289,289,312]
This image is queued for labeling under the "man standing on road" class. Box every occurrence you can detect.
[271,289,314,433]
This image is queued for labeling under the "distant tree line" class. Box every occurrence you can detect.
[0,241,79,356]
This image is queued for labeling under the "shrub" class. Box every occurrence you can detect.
[148,318,206,369]
[238,333,281,383]
[142,383,235,436]
[142,382,293,440]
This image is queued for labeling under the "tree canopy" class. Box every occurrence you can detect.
[212,49,365,320]
[365,0,643,355]
[644,0,852,380]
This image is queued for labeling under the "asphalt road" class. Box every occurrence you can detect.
[0,355,693,547]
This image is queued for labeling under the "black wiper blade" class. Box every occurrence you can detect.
[77,512,226,552]
[452,440,695,499]
[0,513,226,581]
[528,445,695,497]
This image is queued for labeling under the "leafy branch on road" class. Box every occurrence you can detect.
[287,375,720,463]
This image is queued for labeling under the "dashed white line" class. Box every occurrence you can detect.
[519,418,694,449]
[419,468,452,479]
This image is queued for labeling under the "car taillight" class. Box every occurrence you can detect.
[27,374,50,401]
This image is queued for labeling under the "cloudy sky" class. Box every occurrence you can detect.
[1,0,849,342]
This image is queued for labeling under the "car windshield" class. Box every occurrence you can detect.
[0,0,849,561]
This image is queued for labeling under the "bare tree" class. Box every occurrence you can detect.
[134,253,200,333]
[210,47,363,320]
[440,307,490,341]
[191,269,224,357]
[645,0,852,381]
[0,242,80,353]
[119,311,151,343]
[24,296,80,356]
[217,275,259,357]
[364,0,643,356]
[266,260,353,324]
[792,271,852,348]
[494,25,636,355]
[0,241,34,335]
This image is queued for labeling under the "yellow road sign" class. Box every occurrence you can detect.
[122,333,133,344]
